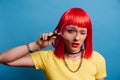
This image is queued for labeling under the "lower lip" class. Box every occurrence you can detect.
[72,43,79,48]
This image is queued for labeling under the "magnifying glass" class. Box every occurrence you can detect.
[42,23,78,40]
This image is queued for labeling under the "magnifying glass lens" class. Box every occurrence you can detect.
[60,23,77,40]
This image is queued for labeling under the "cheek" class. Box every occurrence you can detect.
[64,35,74,40]
[82,36,87,40]
[80,35,87,44]
[81,33,87,39]
[62,32,75,40]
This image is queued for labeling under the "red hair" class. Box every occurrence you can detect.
[52,8,93,59]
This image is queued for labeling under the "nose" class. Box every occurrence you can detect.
[74,33,80,41]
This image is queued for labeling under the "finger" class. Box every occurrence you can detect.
[44,33,49,40]
[53,30,58,34]
[48,32,54,37]
[40,33,47,41]
[41,32,57,41]
[47,32,56,40]
[40,33,45,40]
[49,35,57,42]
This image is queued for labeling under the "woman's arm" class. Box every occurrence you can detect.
[0,42,40,66]
[0,32,56,67]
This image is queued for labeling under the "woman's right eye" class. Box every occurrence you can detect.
[67,29,76,33]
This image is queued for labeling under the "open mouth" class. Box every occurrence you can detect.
[71,43,80,48]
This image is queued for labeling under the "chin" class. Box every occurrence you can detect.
[70,48,81,52]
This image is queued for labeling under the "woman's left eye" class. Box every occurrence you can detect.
[80,31,87,35]
[81,32,86,34]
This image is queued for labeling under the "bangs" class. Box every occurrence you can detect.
[62,8,91,29]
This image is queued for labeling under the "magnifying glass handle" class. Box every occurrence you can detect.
[41,33,60,40]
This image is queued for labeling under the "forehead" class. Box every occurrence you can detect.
[65,25,87,31]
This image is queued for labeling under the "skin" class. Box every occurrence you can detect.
[63,25,87,53]
[0,25,104,80]
[0,32,56,67]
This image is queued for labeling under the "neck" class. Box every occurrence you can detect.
[64,49,83,60]
[64,49,81,54]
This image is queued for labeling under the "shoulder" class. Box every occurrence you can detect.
[30,50,54,58]
[90,51,106,63]
[91,51,107,79]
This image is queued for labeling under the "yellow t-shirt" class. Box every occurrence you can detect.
[30,50,107,80]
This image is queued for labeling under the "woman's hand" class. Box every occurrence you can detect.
[36,32,57,49]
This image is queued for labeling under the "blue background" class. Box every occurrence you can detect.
[0,0,120,80]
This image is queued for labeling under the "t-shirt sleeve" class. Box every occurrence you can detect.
[94,51,107,79]
[30,50,50,70]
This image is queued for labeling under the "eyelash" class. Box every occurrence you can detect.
[81,32,86,35]
[67,29,76,33]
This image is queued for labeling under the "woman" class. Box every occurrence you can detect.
[0,8,107,80]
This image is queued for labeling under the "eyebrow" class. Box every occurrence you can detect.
[66,26,76,29]
[66,25,87,32]
[80,30,87,33]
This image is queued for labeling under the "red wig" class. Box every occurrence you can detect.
[52,8,93,59]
